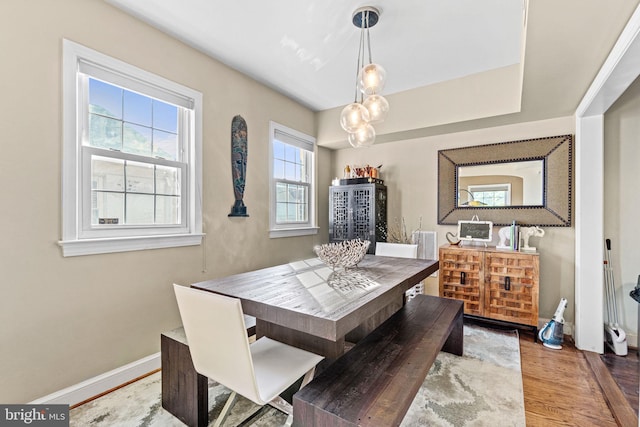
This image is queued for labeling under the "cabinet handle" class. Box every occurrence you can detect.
[460,271,466,285]
[505,276,511,291]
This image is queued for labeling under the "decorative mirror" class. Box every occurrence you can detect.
[438,134,573,226]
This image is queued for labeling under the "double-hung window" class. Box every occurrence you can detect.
[269,122,318,238]
[60,40,203,256]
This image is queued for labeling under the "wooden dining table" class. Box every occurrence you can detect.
[192,255,440,359]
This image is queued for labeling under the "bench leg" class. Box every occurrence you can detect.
[441,309,464,356]
[161,334,208,427]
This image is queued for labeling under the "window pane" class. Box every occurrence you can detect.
[285,162,297,181]
[87,79,182,162]
[298,203,307,222]
[300,153,309,182]
[123,90,152,126]
[274,182,308,224]
[298,186,308,204]
[153,100,178,133]
[271,141,311,185]
[156,195,180,224]
[123,123,152,156]
[153,129,179,161]
[274,159,285,180]
[126,194,154,224]
[296,185,309,205]
[287,204,297,222]
[89,115,122,150]
[276,202,287,223]
[276,182,287,202]
[156,166,180,195]
[126,161,154,194]
[285,144,297,162]
[92,157,124,191]
[89,79,122,119]
[273,141,285,160]
[289,185,300,203]
[92,191,123,225]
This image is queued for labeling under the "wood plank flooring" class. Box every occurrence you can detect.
[519,329,638,426]
[601,347,639,411]
[584,350,638,427]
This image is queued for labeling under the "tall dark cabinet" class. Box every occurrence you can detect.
[329,182,387,254]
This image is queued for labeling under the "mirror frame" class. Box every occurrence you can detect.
[438,134,573,226]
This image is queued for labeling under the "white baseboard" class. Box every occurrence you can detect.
[626,333,638,349]
[30,352,160,406]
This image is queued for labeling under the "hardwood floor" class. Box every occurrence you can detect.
[601,347,639,412]
[519,329,638,426]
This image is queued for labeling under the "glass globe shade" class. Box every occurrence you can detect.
[358,63,386,95]
[348,124,376,148]
[340,103,370,133]
[363,94,389,124]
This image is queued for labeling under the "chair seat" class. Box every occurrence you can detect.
[251,337,324,404]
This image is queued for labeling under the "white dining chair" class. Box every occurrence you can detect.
[173,284,324,427]
[375,242,423,300]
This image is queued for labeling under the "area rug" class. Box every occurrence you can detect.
[70,324,524,426]
[401,325,525,427]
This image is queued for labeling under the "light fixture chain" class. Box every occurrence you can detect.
[366,26,373,64]
[353,11,365,102]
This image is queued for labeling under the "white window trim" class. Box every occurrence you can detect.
[59,39,203,256]
[468,183,512,206]
[269,121,318,238]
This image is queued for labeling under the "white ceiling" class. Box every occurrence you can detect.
[106,0,525,112]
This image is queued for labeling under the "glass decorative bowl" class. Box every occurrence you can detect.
[314,239,370,269]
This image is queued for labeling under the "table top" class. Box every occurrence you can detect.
[192,255,439,341]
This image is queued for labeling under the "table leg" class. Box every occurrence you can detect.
[345,297,404,343]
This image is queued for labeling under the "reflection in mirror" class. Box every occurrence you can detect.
[457,160,544,207]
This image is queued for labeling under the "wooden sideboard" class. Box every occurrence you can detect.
[439,245,539,330]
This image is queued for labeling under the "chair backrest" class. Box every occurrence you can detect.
[173,284,261,403]
[374,242,418,259]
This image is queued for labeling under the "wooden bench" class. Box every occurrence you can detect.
[292,294,464,427]
[161,315,256,427]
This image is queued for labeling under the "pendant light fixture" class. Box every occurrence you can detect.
[339,6,389,148]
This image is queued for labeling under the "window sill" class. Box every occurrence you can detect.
[269,227,319,239]
[58,233,204,257]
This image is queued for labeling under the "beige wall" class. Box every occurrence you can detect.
[317,64,525,149]
[330,117,576,324]
[0,0,327,403]
[604,75,640,346]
